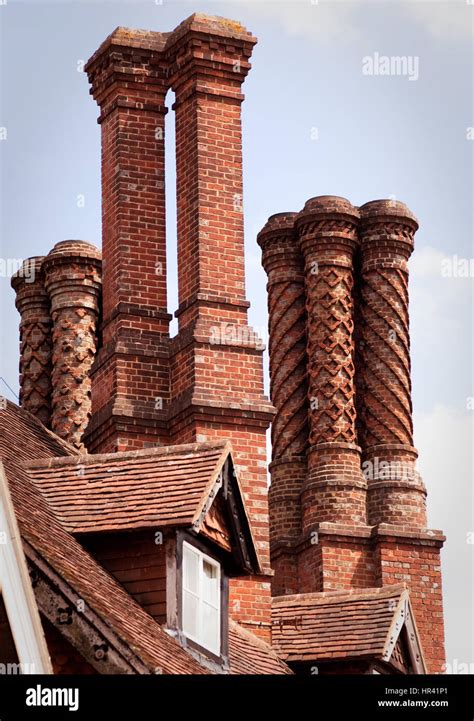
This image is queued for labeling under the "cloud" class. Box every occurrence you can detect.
[226,0,362,42]
[414,404,473,530]
[414,404,474,664]
[230,0,473,43]
[410,244,472,354]
[401,0,474,41]
[410,245,446,278]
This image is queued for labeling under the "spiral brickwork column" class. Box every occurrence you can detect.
[357,200,426,527]
[43,241,102,449]
[258,213,309,592]
[297,196,367,530]
[11,257,53,426]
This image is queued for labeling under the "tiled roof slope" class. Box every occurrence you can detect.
[272,585,410,663]
[1,397,80,460]
[26,442,232,534]
[1,402,291,674]
[229,620,293,674]
[0,402,207,673]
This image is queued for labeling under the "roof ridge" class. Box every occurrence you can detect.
[21,440,253,542]
[24,440,232,469]
[272,584,408,606]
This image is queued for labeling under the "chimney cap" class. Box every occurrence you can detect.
[257,212,298,249]
[359,199,419,229]
[11,256,45,290]
[44,240,102,263]
[85,26,169,73]
[168,13,257,47]
[86,15,257,75]
[267,212,298,222]
[296,196,360,232]
[300,195,358,216]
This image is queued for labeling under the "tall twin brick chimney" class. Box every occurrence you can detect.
[259,196,445,672]
[12,14,274,639]
[81,16,274,637]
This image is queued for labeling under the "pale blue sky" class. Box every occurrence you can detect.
[0,0,472,667]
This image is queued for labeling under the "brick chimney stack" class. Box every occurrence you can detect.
[260,198,373,598]
[260,195,446,671]
[166,15,274,640]
[80,15,274,639]
[84,29,171,453]
[356,200,444,672]
[257,213,309,595]
[357,200,427,527]
[297,197,367,530]
[43,241,102,449]
[11,257,53,426]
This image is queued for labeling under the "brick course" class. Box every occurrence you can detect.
[374,527,445,673]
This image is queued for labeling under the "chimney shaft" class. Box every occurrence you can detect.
[297,197,367,530]
[43,241,101,449]
[85,30,171,451]
[168,16,257,330]
[357,200,444,671]
[85,29,169,325]
[166,16,274,641]
[11,257,53,426]
[357,200,427,527]
[258,213,308,595]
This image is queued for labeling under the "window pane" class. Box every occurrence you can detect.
[201,602,219,654]
[183,544,199,594]
[182,589,199,640]
[202,559,219,607]
[181,542,221,656]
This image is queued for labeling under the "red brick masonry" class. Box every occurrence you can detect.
[10,13,446,674]
[259,196,446,672]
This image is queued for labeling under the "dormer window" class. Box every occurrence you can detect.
[182,541,221,656]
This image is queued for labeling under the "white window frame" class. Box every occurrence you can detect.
[182,541,221,656]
